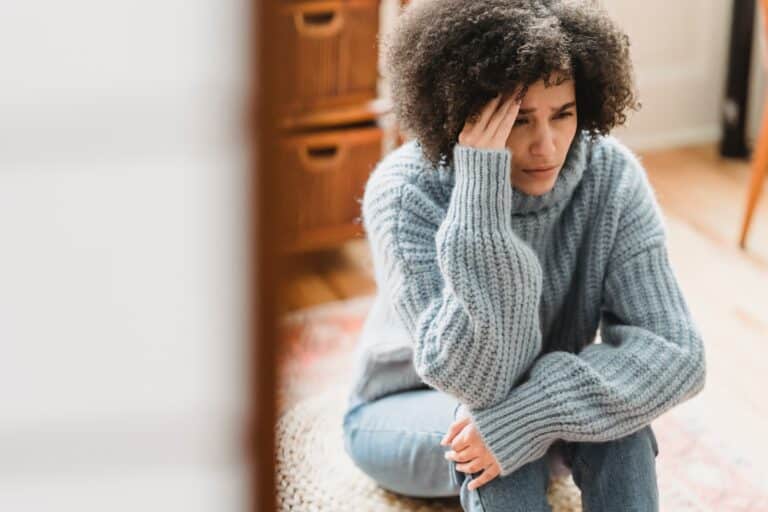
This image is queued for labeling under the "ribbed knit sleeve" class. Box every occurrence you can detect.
[464,160,707,477]
[361,144,544,409]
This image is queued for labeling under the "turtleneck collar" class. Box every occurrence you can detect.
[442,129,590,216]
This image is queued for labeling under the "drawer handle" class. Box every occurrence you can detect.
[294,9,344,38]
[299,143,347,173]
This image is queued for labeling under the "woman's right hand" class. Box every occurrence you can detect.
[458,89,522,151]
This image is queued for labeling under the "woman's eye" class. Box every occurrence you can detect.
[513,112,573,127]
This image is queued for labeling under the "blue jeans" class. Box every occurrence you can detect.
[342,388,659,512]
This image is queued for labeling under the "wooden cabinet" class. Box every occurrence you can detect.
[275,0,388,253]
[276,0,380,118]
[279,125,383,252]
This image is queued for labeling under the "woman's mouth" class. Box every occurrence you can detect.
[522,166,557,176]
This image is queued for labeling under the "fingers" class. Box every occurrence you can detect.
[461,93,505,144]
[444,445,477,464]
[440,417,470,446]
[445,423,472,452]
[467,463,501,491]
[459,87,524,150]
[491,85,523,140]
[455,458,486,474]
[472,95,508,144]
[475,93,502,131]
[449,420,479,451]
[485,95,516,140]
[493,95,521,141]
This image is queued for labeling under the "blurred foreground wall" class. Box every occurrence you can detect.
[0,1,250,510]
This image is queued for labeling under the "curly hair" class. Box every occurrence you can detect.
[382,0,641,168]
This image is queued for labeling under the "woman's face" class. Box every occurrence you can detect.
[505,77,578,196]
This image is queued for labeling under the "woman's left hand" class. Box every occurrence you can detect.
[441,405,502,490]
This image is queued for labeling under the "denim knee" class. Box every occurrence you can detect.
[341,409,459,498]
[458,455,552,512]
[566,426,660,511]
[566,425,659,477]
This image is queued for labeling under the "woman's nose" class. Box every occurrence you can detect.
[530,125,557,157]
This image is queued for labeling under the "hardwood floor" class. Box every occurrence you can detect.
[642,144,768,269]
[279,236,375,315]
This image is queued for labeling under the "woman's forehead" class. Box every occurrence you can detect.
[519,79,576,109]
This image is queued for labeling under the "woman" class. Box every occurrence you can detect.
[342,1,706,510]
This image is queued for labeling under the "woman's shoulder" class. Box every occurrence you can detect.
[363,140,452,219]
[585,133,667,246]
[584,133,655,206]
[367,140,447,188]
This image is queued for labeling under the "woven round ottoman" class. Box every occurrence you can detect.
[275,384,582,511]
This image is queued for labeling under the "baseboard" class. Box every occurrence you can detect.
[618,125,723,153]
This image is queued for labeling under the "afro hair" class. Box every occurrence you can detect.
[382,0,641,168]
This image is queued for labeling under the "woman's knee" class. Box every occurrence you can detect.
[462,456,551,512]
[343,422,458,497]
[341,397,460,498]
[569,425,658,479]
[566,426,660,510]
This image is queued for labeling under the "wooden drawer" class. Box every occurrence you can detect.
[276,0,380,119]
[279,125,383,252]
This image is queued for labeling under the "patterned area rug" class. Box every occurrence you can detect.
[277,295,768,511]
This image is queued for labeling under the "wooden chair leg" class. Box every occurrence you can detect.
[739,93,768,248]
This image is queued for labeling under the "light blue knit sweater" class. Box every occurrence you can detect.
[346,130,706,477]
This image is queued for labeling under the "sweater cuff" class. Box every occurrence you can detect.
[449,144,513,232]
[467,376,562,477]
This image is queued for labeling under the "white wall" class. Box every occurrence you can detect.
[0,1,250,510]
[604,0,733,151]
[748,7,767,146]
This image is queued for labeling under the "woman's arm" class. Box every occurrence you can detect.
[459,155,706,477]
[363,93,545,409]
